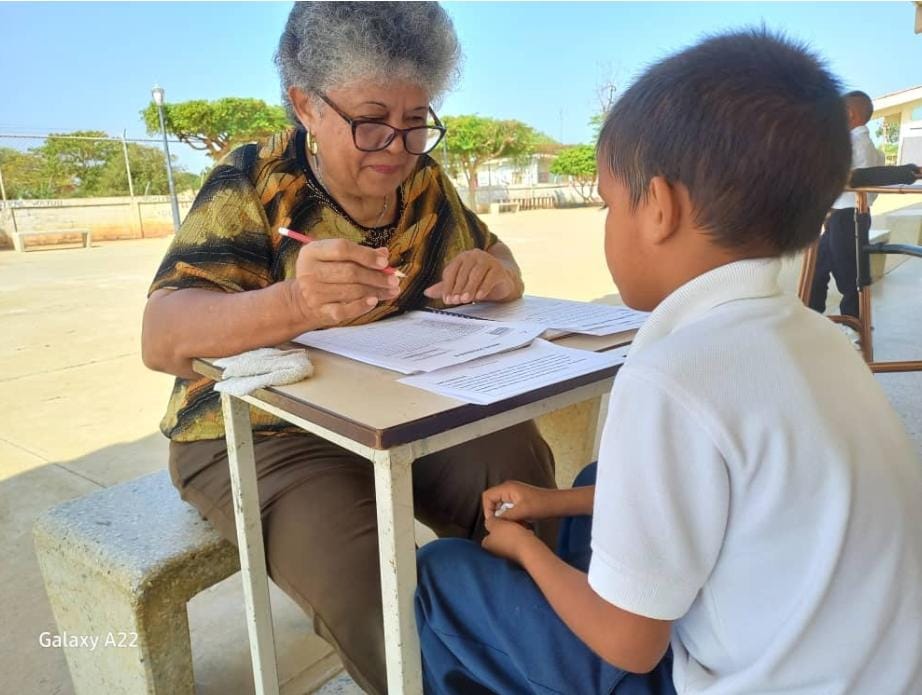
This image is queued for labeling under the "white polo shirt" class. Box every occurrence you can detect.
[588,258,922,694]
[833,125,885,209]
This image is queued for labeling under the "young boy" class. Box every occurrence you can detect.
[808,90,885,318]
[415,31,922,694]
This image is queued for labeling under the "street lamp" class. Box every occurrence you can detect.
[151,84,181,234]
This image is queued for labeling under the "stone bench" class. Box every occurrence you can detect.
[13,228,92,252]
[869,228,890,281]
[489,200,520,214]
[33,470,239,695]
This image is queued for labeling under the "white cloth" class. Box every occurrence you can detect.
[212,347,313,396]
[588,258,922,694]
[833,125,885,209]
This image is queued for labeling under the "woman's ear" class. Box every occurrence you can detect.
[288,86,317,131]
[643,176,683,245]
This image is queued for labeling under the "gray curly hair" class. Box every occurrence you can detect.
[275,2,462,121]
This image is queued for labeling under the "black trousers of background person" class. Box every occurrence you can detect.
[809,208,871,319]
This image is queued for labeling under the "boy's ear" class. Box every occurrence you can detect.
[288,86,317,131]
[643,176,683,245]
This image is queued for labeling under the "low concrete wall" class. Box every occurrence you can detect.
[459,183,599,212]
[0,195,195,250]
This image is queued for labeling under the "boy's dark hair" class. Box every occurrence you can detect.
[844,90,874,124]
[598,29,851,255]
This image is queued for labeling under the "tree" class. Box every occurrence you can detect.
[437,115,542,207]
[549,145,598,203]
[875,119,900,164]
[1,137,197,199]
[589,77,619,138]
[141,97,289,161]
[33,131,120,196]
[0,148,67,199]
[96,143,168,196]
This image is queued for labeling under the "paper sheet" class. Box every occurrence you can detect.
[294,311,545,374]
[442,295,649,336]
[399,340,629,404]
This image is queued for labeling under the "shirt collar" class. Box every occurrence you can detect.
[629,257,783,355]
[851,125,869,136]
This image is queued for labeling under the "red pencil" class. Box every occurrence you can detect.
[277,227,406,278]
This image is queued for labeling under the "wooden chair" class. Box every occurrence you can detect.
[798,172,922,373]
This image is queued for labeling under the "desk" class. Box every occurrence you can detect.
[193,330,632,695]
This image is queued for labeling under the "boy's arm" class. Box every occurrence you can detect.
[485,520,671,673]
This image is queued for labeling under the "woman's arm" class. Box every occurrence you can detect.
[142,283,308,379]
[142,240,399,378]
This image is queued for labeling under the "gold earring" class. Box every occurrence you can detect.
[306,130,319,155]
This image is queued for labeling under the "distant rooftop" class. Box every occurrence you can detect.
[873,85,922,116]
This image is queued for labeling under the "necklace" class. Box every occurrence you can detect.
[313,156,389,228]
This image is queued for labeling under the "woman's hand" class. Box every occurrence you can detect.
[423,248,521,305]
[290,239,401,326]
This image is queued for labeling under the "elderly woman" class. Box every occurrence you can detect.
[141,3,556,692]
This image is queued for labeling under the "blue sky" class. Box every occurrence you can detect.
[1,2,920,174]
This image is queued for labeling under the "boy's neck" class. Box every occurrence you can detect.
[648,232,774,309]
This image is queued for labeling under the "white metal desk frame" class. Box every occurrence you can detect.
[214,358,618,695]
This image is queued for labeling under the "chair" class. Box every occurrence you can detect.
[798,166,922,372]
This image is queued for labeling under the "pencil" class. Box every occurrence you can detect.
[277,227,406,278]
[278,226,314,244]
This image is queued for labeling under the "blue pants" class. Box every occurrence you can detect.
[415,464,676,695]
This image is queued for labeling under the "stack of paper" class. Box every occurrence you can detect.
[399,340,629,405]
[442,295,648,336]
[293,297,641,405]
[294,311,544,375]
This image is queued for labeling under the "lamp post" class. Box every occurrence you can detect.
[151,84,181,234]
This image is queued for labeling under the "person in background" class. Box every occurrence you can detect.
[809,89,885,319]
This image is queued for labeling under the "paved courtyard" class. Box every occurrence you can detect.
[1,206,920,694]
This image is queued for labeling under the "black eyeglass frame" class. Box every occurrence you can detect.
[316,92,447,155]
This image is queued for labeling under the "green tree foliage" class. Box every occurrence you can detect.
[549,145,598,202]
[0,136,194,199]
[141,97,289,160]
[33,131,119,196]
[437,115,542,207]
[0,147,68,199]
[875,119,900,164]
[95,143,198,196]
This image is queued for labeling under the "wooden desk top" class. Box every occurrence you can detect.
[194,330,633,449]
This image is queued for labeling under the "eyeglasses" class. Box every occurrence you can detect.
[317,92,447,155]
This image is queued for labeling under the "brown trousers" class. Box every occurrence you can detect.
[168,421,556,694]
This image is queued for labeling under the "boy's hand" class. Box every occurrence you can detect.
[482,515,545,566]
[482,481,556,523]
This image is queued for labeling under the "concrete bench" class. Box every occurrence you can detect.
[869,228,890,281]
[33,470,238,695]
[884,208,922,244]
[489,200,520,214]
[13,228,92,252]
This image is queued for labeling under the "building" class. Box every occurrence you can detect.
[873,85,922,166]
[474,153,562,187]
